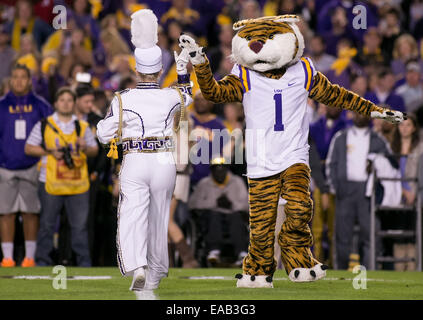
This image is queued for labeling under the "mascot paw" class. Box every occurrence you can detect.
[178,34,206,65]
[371,110,406,124]
[235,274,274,288]
[288,263,328,283]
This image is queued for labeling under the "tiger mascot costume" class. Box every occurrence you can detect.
[175,15,405,287]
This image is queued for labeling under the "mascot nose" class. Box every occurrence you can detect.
[249,41,263,54]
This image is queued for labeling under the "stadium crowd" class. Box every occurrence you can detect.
[0,0,422,271]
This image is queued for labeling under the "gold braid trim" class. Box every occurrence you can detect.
[171,86,185,133]
[309,71,384,116]
[193,57,244,104]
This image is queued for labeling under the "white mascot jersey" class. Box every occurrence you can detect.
[231,57,317,179]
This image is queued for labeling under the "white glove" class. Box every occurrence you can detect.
[370,110,407,124]
[174,48,190,75]
[178,34,206,65]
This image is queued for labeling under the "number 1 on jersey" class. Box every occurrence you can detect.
[273,93,285,131]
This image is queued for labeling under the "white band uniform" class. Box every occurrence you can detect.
[97,85,192,288]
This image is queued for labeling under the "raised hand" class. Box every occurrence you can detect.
[178,34,206,65]
[174,48,190,75]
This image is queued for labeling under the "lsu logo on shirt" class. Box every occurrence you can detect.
[9,105,33,114]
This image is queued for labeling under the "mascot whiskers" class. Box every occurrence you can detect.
[175,15,405,287]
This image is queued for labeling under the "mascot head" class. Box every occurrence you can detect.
[230,15,304,73]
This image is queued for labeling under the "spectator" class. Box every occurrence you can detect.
[115,0,148,49]
[166,19,184,54]
[391,34,423,82]
[58,27,94,80]
[189,92,229,186]
[214,46,234,82]
[42,13,92,54]
[189,157,249,266]
[33,0,55,25]
[395,61,423,113]
[0,77,10,96]
[266,0,303,16]
[326,38,362,89]
[307,35,335,74]
[349,72,370,121]
[409,0,423,32]
[412,3,423,41]
[25,87,98,266]
[0,64,52,267]
[326,113,391,269]
[309,105,348,266]
[105,54,136,92]
[365,68,406,112]
[321,6,351,57]
[70,0,101,50]
[169,116,199,268]
[74,85,96,122]
[239,0,262,20]
[0,24,15,83]
[74,85,108,260]
[93,88,110,117]
[379,7,403,62]
[372,105,396,144]
[317,0,378,44]
[222,102,244,176]
[389,114,423,270]
[161,0,202,37]
[309,136,332,265]
[5,0,53,51]
[350,73,369,97]
[354,27,388,69]
[223,102,243,133]
[207,24,233,74]
[157,25,173,83]
[15,33,41,62]
[67,63,87,89]
[391,114,423,206]
[99,28,131,68]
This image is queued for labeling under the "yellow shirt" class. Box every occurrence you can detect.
[44,116,90,195]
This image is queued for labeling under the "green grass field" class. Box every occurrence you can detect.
[0,267,422,300]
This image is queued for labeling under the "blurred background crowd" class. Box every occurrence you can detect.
[1,0,423,272]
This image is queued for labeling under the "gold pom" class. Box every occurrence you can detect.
[107,138,118,159]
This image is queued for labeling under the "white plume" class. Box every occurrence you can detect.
[131,9,158,49]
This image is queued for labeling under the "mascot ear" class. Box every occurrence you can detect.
[288,20,305,65]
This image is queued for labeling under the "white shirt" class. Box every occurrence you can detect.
[346,126,370,182]
[97,84,192,144]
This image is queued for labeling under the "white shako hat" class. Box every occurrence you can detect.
[131,9,162,74]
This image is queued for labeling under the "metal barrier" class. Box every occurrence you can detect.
[369,176,422,271]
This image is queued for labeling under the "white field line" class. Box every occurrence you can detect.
[6,275,415,283]
[11,275,112,280]
[186,276,403,282]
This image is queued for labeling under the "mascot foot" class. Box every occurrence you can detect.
[235,274,274,288]
[288,263,328,283]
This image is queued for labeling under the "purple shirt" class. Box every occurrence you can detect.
[0,91,53,170]
[364,91,406,112]
[309,113,349,160]
[190,114,227,185]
